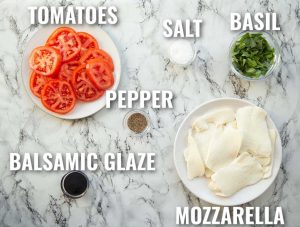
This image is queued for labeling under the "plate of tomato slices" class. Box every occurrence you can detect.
[22,25,121,119]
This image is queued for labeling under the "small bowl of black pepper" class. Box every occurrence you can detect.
[123,110,150,136]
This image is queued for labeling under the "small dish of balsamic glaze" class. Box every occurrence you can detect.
[61,171,89,199]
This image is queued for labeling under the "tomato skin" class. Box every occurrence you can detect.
[58,61,81,84]
[86,59,114,90]
[46,27,81,62]
[77,32,99,56]
[72,65,104,102]
[29,46,62,76]
[80,48,114,71]
[41,80,76,114]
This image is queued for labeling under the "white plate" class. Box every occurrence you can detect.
[21,25,121,119]
[173,98,282,206]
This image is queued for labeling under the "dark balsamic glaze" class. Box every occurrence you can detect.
[61,171,88,198]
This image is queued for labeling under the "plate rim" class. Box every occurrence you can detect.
[173,97,282,206]
[21,25,121,120]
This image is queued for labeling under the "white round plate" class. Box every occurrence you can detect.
[22,25,121,119]
[173,98,282,206]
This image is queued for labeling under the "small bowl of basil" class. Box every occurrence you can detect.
[229,31,281,80]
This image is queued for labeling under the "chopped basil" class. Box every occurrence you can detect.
[231,33,275,78]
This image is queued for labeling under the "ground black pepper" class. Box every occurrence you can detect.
[127,112,148,133]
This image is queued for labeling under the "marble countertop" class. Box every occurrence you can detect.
[0,0,300,226]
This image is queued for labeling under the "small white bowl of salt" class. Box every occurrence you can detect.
[168,40,195,66]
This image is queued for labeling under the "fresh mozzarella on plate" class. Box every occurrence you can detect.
[174,98,282,206]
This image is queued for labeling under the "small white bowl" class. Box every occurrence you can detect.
[169,40,196,66]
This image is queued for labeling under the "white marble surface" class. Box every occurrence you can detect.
[0,0,300,226]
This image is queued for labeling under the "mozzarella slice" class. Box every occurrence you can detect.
[236,106,272,158]
[204,168,214,178]
[226,120,237,129]
[206,125,242,172]
[184,130,205,179]
[261,130,276,178]
[193,108,235,132]
[193,123,216,165]
[209,152,264,197]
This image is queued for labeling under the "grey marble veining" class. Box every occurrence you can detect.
[0,0,300,226]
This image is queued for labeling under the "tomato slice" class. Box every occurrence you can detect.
[58,61,81,84]
[86,59,114,90]
[46,27,81,62]
[77,32,99,56]
[71,53,82,61]
[72,65,104,102]
[41,80,76,114]
[80,48,114,71]
[29,72,56,98]
[29,46,62,76]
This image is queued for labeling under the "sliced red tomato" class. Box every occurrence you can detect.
[41,80,76,114]
[29,72,56,98]
[80,48,114,71]
[46,27,81,62]
[29,46,62,76]
[72,65,104,102]
[58,61,81,84]
[71,53,82,61]
[77,32,99,56]
[86,59,114,90]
